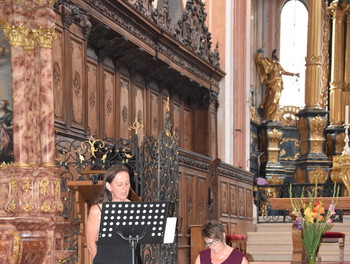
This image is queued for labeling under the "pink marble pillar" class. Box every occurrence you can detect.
[25,48,40,165]
[11,45,29,165]
[34,6,56,166]
[38,47,55,166]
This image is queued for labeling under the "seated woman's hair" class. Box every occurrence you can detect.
[201,220,225,242]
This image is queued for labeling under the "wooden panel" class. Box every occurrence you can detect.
[86,60,98,137]
[220,181,229,217]
[228,222,237,235]
[70,36,84,127]
[173,102,181,145]
[119,77,130,139]
[150,91,159,138]
[210,110,217,158]
[52,27,65,123]
[229,184,237,217]
[197,175,207,223]
[178,169,186,238]
[238,187,245,219]
[103,69,115,138]
[246,188,253,219]
[183,107,192,150]
[134,85,145,143]
[185,173,195,230]
[190,225,205,264]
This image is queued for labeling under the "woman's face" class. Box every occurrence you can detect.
[106,171,130,201]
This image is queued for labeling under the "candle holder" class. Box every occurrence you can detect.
[342,123,350,155]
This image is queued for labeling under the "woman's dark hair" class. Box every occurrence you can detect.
[95,163,130,203]
[201,220,225,243]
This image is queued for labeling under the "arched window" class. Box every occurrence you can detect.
[279,0,308,107]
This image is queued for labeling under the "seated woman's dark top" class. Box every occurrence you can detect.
[199,248,244,264]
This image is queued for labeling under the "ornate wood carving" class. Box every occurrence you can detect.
[54,0,224,99]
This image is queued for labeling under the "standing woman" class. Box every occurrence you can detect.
[195,220,249,264]
[86,163,132,264]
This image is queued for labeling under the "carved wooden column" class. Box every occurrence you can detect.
[328,3,346,127]
[0,1,71,263]
[294,0,331,186]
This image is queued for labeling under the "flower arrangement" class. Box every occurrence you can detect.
[290,183,339,264]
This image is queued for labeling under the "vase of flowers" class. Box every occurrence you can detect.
[290,183,339,264]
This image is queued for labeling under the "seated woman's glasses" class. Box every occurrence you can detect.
[204,239,220,247]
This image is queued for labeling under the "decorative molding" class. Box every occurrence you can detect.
[178,155,210,171]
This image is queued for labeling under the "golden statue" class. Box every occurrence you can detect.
[255,49,299,121]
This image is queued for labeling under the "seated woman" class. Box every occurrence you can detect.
[195,220,249,264]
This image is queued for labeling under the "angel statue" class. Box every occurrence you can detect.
[255,49,300,122]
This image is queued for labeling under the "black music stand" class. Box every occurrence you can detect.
[98,201,170,264]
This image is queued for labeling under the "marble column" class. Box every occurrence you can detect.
[33,6,56,167]
[24,36,40,165]
[5,28,29,166]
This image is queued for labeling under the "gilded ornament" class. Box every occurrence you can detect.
[3,24,29,47]
[255,49,299,121]
[279,138,300,161]
[305,55,322,65]
[309,167,329,184]
[82,135,104,159]
[23,30,35,51]
[56,204,64,213]
[40,200,51,213]
[39,177,50,196]
[0,161,12,169]
[22,178,32,194]
[294,168,306,184]
[310,116,326,137]
[280,149,286,156]
[128,116,144,135]
[32,26,57,48]
[249,96,260,124]
[278,105,301,126]
[12,231,21,264]
[267,128,282,145]
[339,168,350,196]
[22,202,33,212]
[166,97,170,112]
[9,178,18,193]
[336,133,345,153]
[297,117,308,154]
[55,179,60,194]
[264,176,284,199]
[5,199,16,213]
